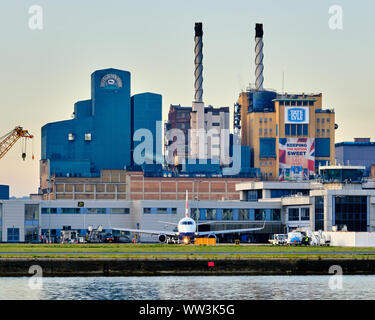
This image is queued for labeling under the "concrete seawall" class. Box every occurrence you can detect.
[1,258,375,276]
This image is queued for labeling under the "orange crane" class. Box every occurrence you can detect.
[0,126,34,160]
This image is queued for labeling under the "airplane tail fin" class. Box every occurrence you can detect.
[185,190,189,217]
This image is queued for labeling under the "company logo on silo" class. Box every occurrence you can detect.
[285,107,309,124]
[288,108,305,122]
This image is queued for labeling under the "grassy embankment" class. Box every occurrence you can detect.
[0,243,374,259]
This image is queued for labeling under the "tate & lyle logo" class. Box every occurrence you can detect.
[288,108,305,122]
[285,107,309,124]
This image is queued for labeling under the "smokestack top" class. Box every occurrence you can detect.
[195,22,203,37]
[255,23,263,38]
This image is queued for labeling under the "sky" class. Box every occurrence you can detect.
[0,0,374,197]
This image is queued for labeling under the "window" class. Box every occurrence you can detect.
[41,208,57,214]
[255,209,266,220]
[143,208,151,214]
[86,208,105,214]
[171,208,177,215]
[317,129,320,133]
[264,118,267,123]
[322,119,325,124]
[334,196,367,231]
[264,128,268,134]
[222,209,233,220]
[288,208,299,221]
[315,197,324,231]
[271,209,281,221]
[85,133,92,141]
[291,101,296,106]
[259,128,262,135]
[212,122,220,126]
[110,208,130,214]
[25,204,39,220]
[297,124,302,136]
[317,118,320,123]
[303,124,308,136]
[157,208,168,214]
[7,228,19,242]
[322,129,325,133]
[303,101,308,106]
[327,118,330,123]
[68,133,75,141]
[297,101,302,106]
[259,118,263,123]
[301,208,310,221]
[291,124,296,136]
[238,209,249,220]
[190,208,199,220]
[25,227,39,242]
[212,110,220,116]
[285,124,290,136]
[205,209,217,220]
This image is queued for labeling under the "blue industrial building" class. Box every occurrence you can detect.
[0,185,9,200]
[41,68,162,177]
[335,138,375,176]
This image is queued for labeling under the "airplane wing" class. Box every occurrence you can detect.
[157,221,178,226]
[196,221,221,226]
[197,221,266,236]
[111,228,176,237]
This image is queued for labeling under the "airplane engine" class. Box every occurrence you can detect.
[158,234,167,243]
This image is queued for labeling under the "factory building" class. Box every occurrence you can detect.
[40,68,162,183]
[335,138,375,177]
[37,169,258,201]
[165,104,192,166]
[165,23,231,168]
[235,24,336,181]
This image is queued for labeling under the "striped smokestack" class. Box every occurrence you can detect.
[255,23,264,91]
[194,22,203,102]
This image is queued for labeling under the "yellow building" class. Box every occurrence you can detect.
[238,91,335,180]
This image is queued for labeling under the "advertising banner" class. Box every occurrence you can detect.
[279,138,315,181]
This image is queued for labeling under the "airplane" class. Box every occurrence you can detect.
[112,190,266,244]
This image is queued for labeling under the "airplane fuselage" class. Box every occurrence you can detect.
[176,217,197,244]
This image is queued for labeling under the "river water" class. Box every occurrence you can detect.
[0,275,374,300]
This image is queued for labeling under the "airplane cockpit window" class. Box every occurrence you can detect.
[180,221,194,225]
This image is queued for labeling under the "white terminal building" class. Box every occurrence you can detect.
[2,165,375,245]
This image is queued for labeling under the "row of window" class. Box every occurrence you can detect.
[68,133,92,141]
[317,118,330,123]
[190,208,281,221]
[41,208,130,214]
[288,207,310,221]
[285,124,309,136]
[259,128,273,134]
[279,100,314,106]
[317,129,330,133]
[259,118,273,123]
[143,208,177,214]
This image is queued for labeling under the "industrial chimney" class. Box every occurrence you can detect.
[194,22,203,102]
[255,23,264,91]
